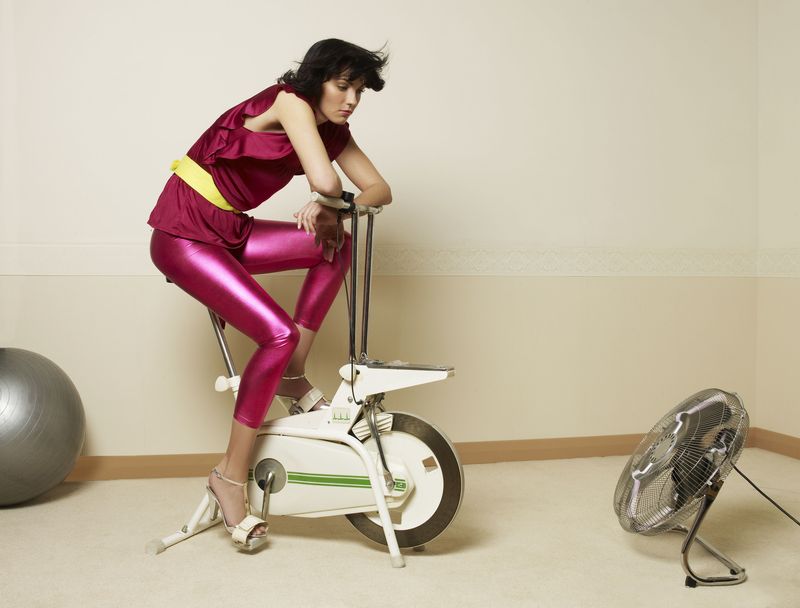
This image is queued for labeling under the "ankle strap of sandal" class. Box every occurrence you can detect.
[281,373,307,381]
[211,468,246,487]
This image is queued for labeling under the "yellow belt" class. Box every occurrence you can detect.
[170,156,240,214]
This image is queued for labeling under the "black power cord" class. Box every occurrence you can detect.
[334,216,354,361]
[734,464,800,527]
[334,214,361,408]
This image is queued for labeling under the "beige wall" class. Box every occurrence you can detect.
[756,1,800,437]
[757,280,800,437]
[1,0,757,251]
[758,0,800,250]
[2,1,797,456]
[0,274,757,455]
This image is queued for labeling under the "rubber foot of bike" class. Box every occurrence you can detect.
[145,539,166,555]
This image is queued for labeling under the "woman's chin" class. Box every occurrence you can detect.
[330,114,351,125]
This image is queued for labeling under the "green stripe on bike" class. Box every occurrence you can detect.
[287,472,407,491]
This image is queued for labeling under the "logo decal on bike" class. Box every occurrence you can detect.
[331,407,351,422]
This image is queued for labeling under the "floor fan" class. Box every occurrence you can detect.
[613,388,749,587]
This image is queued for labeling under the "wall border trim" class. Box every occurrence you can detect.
[6,244,800,277]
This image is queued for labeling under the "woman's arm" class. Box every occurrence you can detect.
[273,90,344,236]
[274,91,342,196]
[335,137,392,207]
[310,137,392,262]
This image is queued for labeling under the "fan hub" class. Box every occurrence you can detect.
[650,432,677,462]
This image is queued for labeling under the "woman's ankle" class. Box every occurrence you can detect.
[277,375,313,397]
[213,461,252,484]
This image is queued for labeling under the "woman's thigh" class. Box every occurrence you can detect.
[233,219,328,274]
[149,229,294,344]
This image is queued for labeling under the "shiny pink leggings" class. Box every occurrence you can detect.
[150,220,351,428]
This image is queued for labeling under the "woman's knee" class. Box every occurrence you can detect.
[258,317,300,351]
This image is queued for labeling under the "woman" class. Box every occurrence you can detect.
[147,39,391,549]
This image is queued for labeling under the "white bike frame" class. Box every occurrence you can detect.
[147,196,456,568]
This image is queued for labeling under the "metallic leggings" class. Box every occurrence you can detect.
[150,220,351,428]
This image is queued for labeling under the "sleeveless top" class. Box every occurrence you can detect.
[147,83,351,247]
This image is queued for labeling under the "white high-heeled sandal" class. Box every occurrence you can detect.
[206,468,268,551]
[277,374,330,415]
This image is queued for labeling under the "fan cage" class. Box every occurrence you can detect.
[614,388,748,535]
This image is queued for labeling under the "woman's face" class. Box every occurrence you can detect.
[316,74,366,125]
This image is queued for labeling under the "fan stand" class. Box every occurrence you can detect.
[672,474,747,587]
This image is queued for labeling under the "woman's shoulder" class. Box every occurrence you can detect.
[189,85,297,164]
[218,84,306,127]
[191,83,349,164]
[244,83,321,121]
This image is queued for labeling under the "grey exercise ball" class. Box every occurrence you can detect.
[0,348,85,506]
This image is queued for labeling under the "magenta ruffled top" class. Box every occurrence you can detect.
[147,83,351,247]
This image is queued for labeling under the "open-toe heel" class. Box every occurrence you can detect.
[206,468,268,551]
[276,374,331,415]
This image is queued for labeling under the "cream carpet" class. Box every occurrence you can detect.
[2,448,798,608]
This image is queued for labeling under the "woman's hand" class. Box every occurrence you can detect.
[294,202,341,262]
[293,201,338,236]
[315,221,345,263]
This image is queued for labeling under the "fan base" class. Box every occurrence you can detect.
[673,484,748,588]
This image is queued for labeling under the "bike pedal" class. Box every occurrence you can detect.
[352,413,394,441]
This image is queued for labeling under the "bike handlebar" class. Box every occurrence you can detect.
[310,191,383,216]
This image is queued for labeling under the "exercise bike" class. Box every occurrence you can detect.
[147,193,464,567]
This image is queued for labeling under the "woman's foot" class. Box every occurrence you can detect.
[276,374,327,412]
[207,468,267,538]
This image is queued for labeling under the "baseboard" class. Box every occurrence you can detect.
[63,427,796,482]
[66,453,224,481]
[746,428,800,459]
[454,433,647,464]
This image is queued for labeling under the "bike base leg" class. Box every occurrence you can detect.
[146,491,222,554]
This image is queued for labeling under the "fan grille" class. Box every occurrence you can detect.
[614,389,748,535]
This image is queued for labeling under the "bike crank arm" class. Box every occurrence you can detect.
[365,393,395,491]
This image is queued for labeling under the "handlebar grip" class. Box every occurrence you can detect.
[310,191,351,210]
[310,192,383,215]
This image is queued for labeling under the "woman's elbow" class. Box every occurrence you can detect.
[382,182,393,205]
[308,173,343,197]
